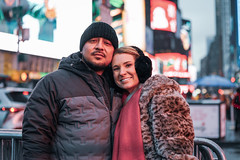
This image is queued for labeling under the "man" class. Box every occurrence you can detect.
[22,22,122,160]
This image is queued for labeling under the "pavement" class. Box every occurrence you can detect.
[213,120,240,160]
[213,120,240,147]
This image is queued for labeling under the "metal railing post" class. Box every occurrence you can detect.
[11,138,15,160]
[0,129,22,160]
[194,137,227,160]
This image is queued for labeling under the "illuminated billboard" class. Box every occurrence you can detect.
[0,0,92,59]
[122,0,145,50]
[150,0,177,32]
[92,0,125,47]
[145,51,191,93]
[144,52,163,75]
[155,52,190,78]
[0,0,56,42]
[181,19,192,65]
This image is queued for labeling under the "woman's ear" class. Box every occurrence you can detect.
[135,56,152,83]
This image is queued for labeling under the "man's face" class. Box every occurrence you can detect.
[82,37,115,75]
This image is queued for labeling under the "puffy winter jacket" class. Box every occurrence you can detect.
[22,52,122,160]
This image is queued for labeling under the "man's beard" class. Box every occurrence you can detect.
[83,56,106,72]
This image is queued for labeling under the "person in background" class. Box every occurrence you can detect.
[232,87,240,131]
[220,94,231,120]
[22,22,122,160]
[186,89,193,100]
[110,46,196,160]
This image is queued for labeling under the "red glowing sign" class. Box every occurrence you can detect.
[155,53,190,78]
[150,0,177,32]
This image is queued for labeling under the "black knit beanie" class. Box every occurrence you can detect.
[79,22,118,51]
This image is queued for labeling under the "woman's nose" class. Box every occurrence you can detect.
[119,68,126,75]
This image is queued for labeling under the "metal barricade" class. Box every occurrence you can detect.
[194,137,227,160]
[0,129,22,160]
[0,129,227,160]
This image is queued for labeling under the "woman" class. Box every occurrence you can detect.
[111,46,196,160]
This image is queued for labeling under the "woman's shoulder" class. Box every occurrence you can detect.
[142,74,181,93]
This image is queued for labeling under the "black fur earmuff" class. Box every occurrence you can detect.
[131,46,153,83]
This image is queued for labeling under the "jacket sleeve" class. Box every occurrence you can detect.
[139,75,197,160]
[22,75,59,160]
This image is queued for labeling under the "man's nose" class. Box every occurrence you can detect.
[95,39,104,49]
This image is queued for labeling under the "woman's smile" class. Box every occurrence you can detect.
[112,53,140,93]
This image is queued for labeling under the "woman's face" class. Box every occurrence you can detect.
[112,53,140,93]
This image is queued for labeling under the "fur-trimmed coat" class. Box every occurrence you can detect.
[139,74,197,160]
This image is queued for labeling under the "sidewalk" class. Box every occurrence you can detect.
[214,120,240,147]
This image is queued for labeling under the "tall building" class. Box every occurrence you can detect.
[221,0,232,79]
[232,0,240,83]
[201,0,234,80]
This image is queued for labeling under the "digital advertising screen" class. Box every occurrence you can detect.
[155,52,190,78]
[150,0,177,32]
[0,0,92,59]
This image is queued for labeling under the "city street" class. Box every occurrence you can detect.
[213,120,240,160]
[0,0,240,159]
[222,145,240,160]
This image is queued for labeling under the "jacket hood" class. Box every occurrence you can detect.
[58,51,93,75]
[58,51,114,88]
